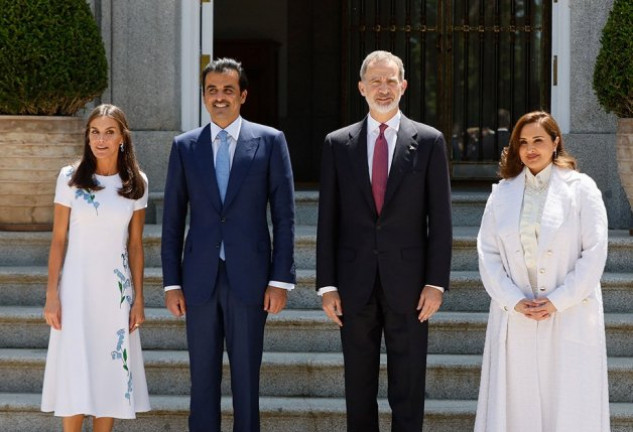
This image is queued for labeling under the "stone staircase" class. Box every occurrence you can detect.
[1,190,633,431]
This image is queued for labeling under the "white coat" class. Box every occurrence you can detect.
[474,166,610,432]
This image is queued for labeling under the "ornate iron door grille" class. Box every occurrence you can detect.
[343,0,551,179]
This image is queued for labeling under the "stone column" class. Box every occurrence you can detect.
[566,0,632,228]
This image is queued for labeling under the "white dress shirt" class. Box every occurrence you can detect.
[165,116,294,292]
[317,111,444,296]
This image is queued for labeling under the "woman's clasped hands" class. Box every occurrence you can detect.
[514,298,557,321]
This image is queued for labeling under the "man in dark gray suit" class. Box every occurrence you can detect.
[317,51,452,432]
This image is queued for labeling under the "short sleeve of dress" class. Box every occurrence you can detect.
[134,172,149,211]
[54,166,75,207]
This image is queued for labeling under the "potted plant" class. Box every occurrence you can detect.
[0,0,108,230]
[593,0,633,230]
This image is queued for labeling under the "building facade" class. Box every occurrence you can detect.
[87,0,632,228]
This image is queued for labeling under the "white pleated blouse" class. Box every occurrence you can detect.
[519,163,552,296]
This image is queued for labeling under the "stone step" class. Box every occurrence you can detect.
[3,349,633,403]
[0,267,319,310]
[0,350,477,400]
[2,393,633,432]
[146,189,489,227]
[0,393,478,432]
[444,271,633,313]
[451,226,633,273]
[0,224,317,270]
[3,267,633,313]
[4,307,633,356]
[450,190,489,227]
[2,225,633,272]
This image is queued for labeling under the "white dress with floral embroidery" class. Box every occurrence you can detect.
[41,166,151,418]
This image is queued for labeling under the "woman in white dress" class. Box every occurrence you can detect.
[42,104,151,431]
[475,111,610,431]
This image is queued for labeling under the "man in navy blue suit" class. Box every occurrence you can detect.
[161,58,296,432]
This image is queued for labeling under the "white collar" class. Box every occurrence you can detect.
[367,111,401,134]
[211,116,242,141]
[524,163,553,191]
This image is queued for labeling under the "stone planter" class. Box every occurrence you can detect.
[616,118,633,234]
[0,116,83,231]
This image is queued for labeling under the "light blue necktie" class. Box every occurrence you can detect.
[216,130,230,203]
[215,130,230,260]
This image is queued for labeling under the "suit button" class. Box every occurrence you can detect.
[539,269,545,274]
[373,249,378,255]
[376,224,381,230]
[539,287,546,291]
[504,306,509,311]
[221,217,226,223]
[583,298,589,304]
[547,250,553,256]
[216,243,221,249]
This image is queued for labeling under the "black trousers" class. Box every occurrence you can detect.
[340,274,429,432]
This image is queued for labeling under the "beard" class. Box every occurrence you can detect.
[365,93,402,114]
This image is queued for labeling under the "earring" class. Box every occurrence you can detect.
[553,148,558,159]
[119,142,124,153]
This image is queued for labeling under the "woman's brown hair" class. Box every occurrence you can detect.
[499,111,576,179]
[70,104,145,200]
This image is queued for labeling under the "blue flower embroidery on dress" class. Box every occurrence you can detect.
[114,253,133,307]
[111,328,133,403]
[75,188,100,214]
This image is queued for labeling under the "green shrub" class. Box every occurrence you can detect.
[0,0,108,115]
[593,0,633,118]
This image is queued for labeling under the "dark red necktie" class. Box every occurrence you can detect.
[372,123,388,215]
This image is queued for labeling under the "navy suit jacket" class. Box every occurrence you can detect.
[161,119,296,306]
[316,115,452,315]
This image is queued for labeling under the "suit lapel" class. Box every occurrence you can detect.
[537,167,569,256]
[494,173,525,236]
[383,116,417,211]
[193,124,222,212]
[346,119,376,215]
[493,174,532,288]
[223,120,260,210]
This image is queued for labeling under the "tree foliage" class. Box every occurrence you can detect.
[0,0,108,115]
[593,0,633,118]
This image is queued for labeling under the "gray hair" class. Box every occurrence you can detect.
[359,51,405,82]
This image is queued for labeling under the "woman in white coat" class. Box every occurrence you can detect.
[474,111,610,432]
